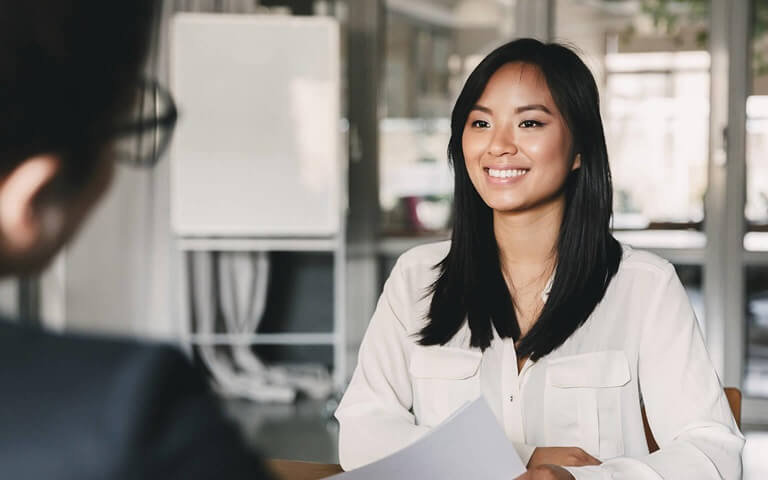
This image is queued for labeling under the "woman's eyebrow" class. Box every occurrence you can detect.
[515,104,552,114]
[470,103,553,115]
[470,104,492,114]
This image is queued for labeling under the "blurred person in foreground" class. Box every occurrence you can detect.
[0,2,273,478]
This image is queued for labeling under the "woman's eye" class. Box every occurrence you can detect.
[471,120,490,128]
[519,120,543,128]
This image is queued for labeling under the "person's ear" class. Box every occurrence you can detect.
[572,153,582,171]
[0,154,63,253]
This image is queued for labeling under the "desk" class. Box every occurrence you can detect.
[268,460,343,480]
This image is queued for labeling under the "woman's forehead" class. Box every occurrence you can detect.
[477,62,557,110]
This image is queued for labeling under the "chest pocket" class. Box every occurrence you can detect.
[544,350,630,459]
[409,346,482,428]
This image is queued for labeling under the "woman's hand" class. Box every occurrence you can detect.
[515,464,575,480]
[527,447,600,468]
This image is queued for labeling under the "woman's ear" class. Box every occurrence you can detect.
[0,154,63,253]
[572,153,582,171]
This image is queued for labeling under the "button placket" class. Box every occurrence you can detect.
[513,340,532,442]
[502,339,525,442]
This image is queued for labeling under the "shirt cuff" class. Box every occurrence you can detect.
[563,465,611,480]
[512,442,537,467]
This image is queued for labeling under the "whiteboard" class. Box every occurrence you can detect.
[170,14,342,237]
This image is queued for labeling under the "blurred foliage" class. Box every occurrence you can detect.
[754,0,768,75]
[605,0,768,75]
[638,0,709,33]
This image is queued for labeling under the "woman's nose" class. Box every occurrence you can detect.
[488,129,518,157]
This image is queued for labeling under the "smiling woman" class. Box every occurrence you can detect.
[335,38,744,480]
[422,40,618,361]
[462,64,577,214]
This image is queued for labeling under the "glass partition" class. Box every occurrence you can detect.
[379,0,516,235]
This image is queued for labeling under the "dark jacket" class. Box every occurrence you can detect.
[0,321,274,479]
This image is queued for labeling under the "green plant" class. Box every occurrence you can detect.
[605,0,768,75]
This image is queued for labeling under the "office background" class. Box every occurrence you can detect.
[1,0,766,477]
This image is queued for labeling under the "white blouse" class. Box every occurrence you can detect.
[335,241,744,479]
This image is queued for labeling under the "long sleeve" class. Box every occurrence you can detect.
[512,442,537,467]
[335,259,430,470]
[564,263,744,480]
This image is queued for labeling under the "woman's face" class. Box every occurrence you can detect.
[462,62,579,215]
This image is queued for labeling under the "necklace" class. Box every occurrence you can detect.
[501,255,555,295]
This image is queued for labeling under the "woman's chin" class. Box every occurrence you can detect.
[483,197,528,214]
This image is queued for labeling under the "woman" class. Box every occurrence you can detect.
[335,38,743,479]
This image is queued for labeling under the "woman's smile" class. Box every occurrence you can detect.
[484,166,530,184]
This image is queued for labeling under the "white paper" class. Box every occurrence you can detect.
[332,397,526,479]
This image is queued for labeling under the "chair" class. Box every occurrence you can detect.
[642,387,741,453]
[267,459,343,480]
[268,388,743,478]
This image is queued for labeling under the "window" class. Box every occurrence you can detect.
[379,0,516,235]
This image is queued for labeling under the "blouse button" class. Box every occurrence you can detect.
[509,394,514,402]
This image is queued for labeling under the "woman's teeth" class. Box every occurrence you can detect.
[487,168,528,178]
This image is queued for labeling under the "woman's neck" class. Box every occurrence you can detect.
[494,198,564,336]
[493,197,564,272]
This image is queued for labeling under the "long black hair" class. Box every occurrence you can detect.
[420,38,622,360]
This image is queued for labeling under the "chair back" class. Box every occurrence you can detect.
[642,387,741,453]
[267,459,343,480]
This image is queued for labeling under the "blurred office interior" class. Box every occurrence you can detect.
[2,0,767,477]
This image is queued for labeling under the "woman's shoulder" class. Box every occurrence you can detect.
[378,241,450,330]
[384,240,450,292]
[616,243,676,280]
[396,240,451,269]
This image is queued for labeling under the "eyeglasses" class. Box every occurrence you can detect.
[111,78,178,168]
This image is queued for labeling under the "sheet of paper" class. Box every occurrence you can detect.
[332,397,526,480]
